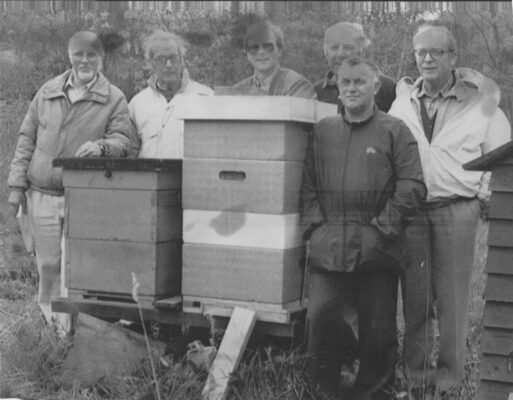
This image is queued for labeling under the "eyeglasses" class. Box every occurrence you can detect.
[71,51,100,62]
[413,48,452,60]
[153,54,182,67]
[247,42,275,55]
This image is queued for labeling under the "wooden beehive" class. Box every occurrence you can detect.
[178,96,337,306]
[54,158,182,301]
[464,141,513,400]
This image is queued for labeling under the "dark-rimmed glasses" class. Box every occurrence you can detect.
[153,54,182,67]
[247,42,275,55]
[414,48,452,60]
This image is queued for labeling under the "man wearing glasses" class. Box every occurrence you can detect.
[128,31,213,158]
[233,20,316,99]
[315,21,396,112]
[389,24,511,399]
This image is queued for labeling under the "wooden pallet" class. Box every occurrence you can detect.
[182,296,304,324]
[67,288,177,309]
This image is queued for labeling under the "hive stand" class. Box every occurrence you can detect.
[464,141,513,400]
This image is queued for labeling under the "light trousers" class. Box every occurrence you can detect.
[402,199,480,391]
[26,189,70,333]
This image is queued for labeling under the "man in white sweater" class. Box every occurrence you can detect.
[129,30,213,158]
[388,24,511,399]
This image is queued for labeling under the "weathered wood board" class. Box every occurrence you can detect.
[67,189,181,242]
[66,239,182,297]
[478,380,513,400]
[183,159,303,214]
[184,121,310,161]
[486,247,513,274]
[483,302,513,329]
[182,244,305,303]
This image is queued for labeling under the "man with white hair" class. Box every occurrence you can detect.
[128,31,213,159]
[315,21,396,112]
[389,24,511,399]
[7,31,132,334]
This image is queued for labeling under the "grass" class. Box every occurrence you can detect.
[0,97,490,400]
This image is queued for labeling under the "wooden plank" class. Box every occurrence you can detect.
[489,192,513,219]
[175,96,317,123]
[485,274,513,302]
[478,380,513,400]
[202,307,257,400]
[182,210,302,249]
[182,159,303,214]
[490,167,513,192]
[463,141,513,171]
[62,168,181,190]
[481,328,513,356]
[182,244,304,303]
[67,189,181,242]
[486,247,513,274]
[483,302,513,329]
[184,121,309,161]
[182,296,302,324]
[488,221,513,247]
[67,239,181,297]
[480,354,513,383]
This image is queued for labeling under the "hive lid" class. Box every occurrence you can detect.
[174,95,337,123]
[53,157,182,171]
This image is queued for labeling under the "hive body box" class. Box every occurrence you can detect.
[464,141,513,400]
[55,158,182,300]
[178,96,337,305]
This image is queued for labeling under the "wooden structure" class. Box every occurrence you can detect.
[51,97,336,339]
[464,141,513,400]
[54,158,183,305]
[178,95,336,322]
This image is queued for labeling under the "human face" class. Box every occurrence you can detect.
[151,42,184,90]
[246,31,282,78]
[413,28,456,91]
[337,63,380,117]
[324,30,363,74]
[69,45,102,86]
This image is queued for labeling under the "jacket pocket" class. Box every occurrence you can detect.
[308,223,343,272]
[360,224,386,263]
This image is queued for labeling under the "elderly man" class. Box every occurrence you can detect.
[7,31,131,333]
[233,20,316,98]
[388,24,511,399]
[315,21,396,112]
[129,31,213,158]
[301,57,426,400]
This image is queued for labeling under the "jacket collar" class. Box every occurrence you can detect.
[42,69,110,103]
[401,68,500,105]
[321,70,337,89]
[342,105,378,126]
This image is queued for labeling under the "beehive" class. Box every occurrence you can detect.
[464,141,513,400]
[54,158,182,300]
[178,96,337,306]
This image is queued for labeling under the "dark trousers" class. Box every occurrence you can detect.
[306,265,399,400]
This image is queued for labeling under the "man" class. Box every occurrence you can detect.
[129,31,213,158]
[301,57,426,400]
[315,21,396,112]
[7,31,132,333]
[233,20,316,99]
[388,24,511,398]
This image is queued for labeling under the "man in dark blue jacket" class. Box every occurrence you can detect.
[301,58,426,400]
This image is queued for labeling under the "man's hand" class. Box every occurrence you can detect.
[75,141,102,158]
[8,190,27,216]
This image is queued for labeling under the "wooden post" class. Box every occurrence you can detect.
[202,307,257,400]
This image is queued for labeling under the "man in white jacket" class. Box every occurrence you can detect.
[388,24,511,399]
[129,31,213,158]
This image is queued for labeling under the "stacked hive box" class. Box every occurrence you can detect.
[54,158,182,303]
[464,142,513,400]
[178,96,336,311]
